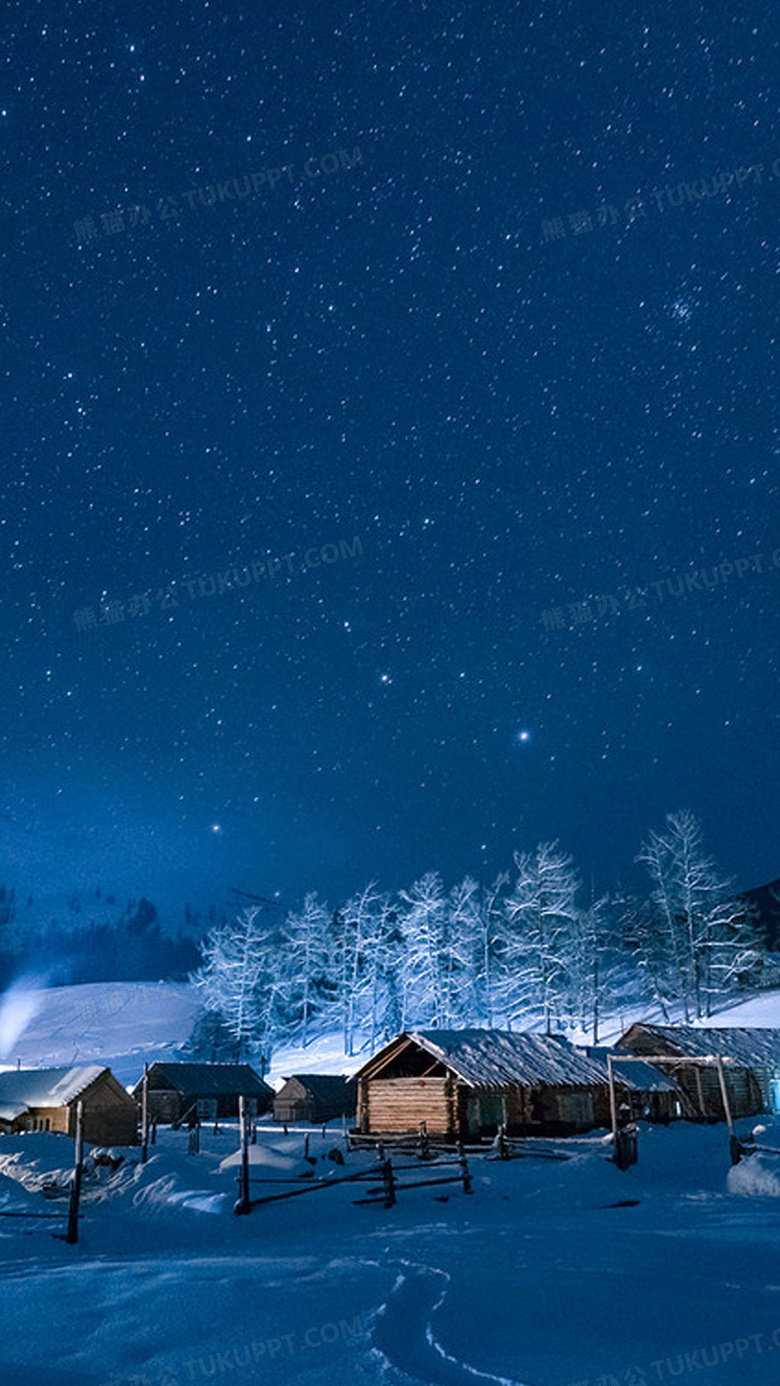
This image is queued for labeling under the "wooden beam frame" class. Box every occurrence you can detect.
[607,1052,737,1152]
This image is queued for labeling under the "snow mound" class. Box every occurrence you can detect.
[728,1154,780,1197]
[218,1142,313,1177]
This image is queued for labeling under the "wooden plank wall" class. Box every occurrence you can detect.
[364,1076,452,1134]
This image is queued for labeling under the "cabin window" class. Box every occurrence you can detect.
[45,1118,50,1131]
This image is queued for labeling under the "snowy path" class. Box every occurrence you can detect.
[371,1260,531,1386]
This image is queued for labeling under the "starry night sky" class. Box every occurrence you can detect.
[1,1,778,916]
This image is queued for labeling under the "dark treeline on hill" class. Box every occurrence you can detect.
[0,887,203,989]
[191,810,780,1071]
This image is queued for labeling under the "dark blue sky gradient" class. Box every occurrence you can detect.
[1,1,778,917]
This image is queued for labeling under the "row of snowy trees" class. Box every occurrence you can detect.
[192,810,768,1068]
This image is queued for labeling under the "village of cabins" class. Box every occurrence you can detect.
[3,1023,780,1148]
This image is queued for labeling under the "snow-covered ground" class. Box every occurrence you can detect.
[6,982,780,1381]
[3,1119,780,1385]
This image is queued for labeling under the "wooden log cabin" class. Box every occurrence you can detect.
[132,1062,273,1125]
[354,1029,616,1139]
[273,1074,356,1125]
[618,1023,780,1121]
[0,1065,138,1145]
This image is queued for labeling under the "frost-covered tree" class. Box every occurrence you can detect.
[636,809,763,1019]
[193,906,273,1059]
[335,882,387,1055]
[281,892,334,1047]
[444,876,484,1025]
[499,842,581,1033]
[475,873,509,1027]
[397,873,449,1027]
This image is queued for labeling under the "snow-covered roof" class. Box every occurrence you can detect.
[0,1065,107,1109]
[358,1029,613,1089]
[588,1050,681,1094]
[140,1062,272,1098]
[0,1101,28,1123]
[621,1024,780,1069]
[278,1074,355,1101]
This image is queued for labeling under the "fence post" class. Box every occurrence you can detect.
[66,1100,84,1244]
[460,1148,473,1194]
[419,1120,430,1160]
[382,1157,396,1208]
[140,1063,149,1164]
[235,1096,251,1215]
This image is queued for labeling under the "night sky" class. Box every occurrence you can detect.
[2,1,779,916]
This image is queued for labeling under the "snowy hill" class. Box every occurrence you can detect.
[0,980,364,1090]
[0,980,202,1086]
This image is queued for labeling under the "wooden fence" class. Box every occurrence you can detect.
[233,1097,472,1213]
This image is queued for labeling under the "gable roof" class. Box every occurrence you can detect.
[356,1029,612,1090]
[0,1065,107,1109]
[620,1023,780,1069]
[278,1074,355,1102]
[142,1062,272,1099]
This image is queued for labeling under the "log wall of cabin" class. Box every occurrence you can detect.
[26,1105,69,1134]
[674,1064,760,1121]
[362,1076,455,1134]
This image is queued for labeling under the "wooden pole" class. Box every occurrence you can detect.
[235,1096,251,1214]
[607,1054,619,1158]
[715,1055,734,1134]
[66,1100,84,1244]
[140,1063,149,1164]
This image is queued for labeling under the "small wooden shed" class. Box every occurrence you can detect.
[133,1062,273,1125]
[617,1023,780,1121]
[354,1029,615,1139]
[0,1065,138,1146]
[273,1074,356,1125]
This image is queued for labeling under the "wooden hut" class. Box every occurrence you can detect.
[273,1074,356,1125]
[585,1048,683,1124]
[132,1062,273,1125]
[617,1023,780,1121]
[354,1029,615,1139]
[0,1065,138,1145]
